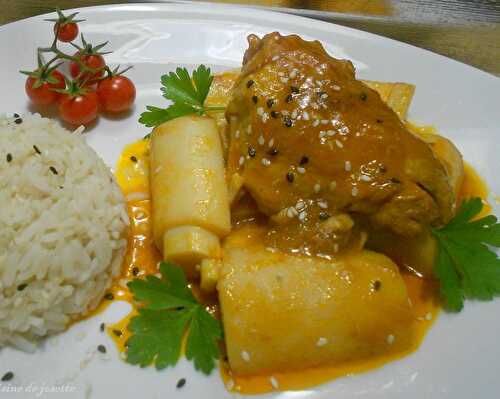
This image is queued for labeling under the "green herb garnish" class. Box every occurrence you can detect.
[139,65,225,129]
[432,197,500,311]
[126,262,222,374]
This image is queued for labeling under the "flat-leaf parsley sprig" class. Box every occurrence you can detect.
[432,197,500,312]
[139,65,225,129]
[125,262,223,374]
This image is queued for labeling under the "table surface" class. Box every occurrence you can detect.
[0,0,499,76]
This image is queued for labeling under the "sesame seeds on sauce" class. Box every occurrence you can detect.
[270,376,279,390]
[241,350,251,362]
[316,337,328,347]
[386,334,395,345]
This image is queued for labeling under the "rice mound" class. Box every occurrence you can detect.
[0,114,129,351]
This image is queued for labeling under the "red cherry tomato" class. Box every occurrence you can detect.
[25,70,66,106]
[54,22,79,43]
[58,91,99,125]
[70,53,106,83]
[97,75,136,113]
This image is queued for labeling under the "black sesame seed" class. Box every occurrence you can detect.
[17,283,28,291]
[299,156,309,165]
[360,93,367,101]
[97,345,107,354]
[319,212,330,221]
[379,165,387,173]
[132,267,140,276]
[290,86,299,94]
[286,172,295,183]
[373,280,382,291]
[248,146,256,157]
[100,323,105,332]
[246,80,254,88]
[268,148,279,156]
[176,378,186,389]
[376,119,383,124]
[1,372,14,382]
[130,156,138,163]
[271,110,279,119]
[59,186,64,189]
[266,99,274,108]
[113,329,123,338]
[104,292,114,300]
[283,116,293,127]
[6,153,12,163]
[252,95,258,104]
[33,145,41,154]
[49,166,58,175]
[390,177,401,184]
[285,94,293,103]
[14,118,23,124]
[13,113,20,118]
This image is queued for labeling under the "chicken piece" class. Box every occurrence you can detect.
[226,33,454,248]
[218,224,415,376]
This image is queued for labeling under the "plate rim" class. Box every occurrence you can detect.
[1,2,498,84]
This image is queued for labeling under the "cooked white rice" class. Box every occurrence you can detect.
[0,113,129,351]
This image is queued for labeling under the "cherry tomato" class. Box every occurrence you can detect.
[70,53,106,83]
[97,75,136,113]
[59,91,99,125]
[54,22,79,43]
[25,70,66,106]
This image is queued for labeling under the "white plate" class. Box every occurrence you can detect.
[1,3,499,399]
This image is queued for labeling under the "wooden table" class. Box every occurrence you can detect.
[0,0,498,76]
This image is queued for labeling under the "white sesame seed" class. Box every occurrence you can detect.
[386,334,395,345]
[262,113,269,123]
[318,200,328,209]
[321,93,328,99]
[258,135,265,146]
[270,376,279,390]
[261,158,271,166]
[319,131,326,139]
[268,138,274,148]
[327,130,336,136]
[298,211,307,222]
[272,55,279,61]
[241,350,251,362]
[333,243,339,252]
[303,111,310,120]
[291,110,298,119]
[321,119,329,125]
[329,181,337,191]
[344,161,352,172]
[280,77,289,84]
[352,186,359,197]
[335,140,344,148]
[425,312,433,321]
[316,80,323,86]
[316,337,328,347]
[295,200,305,211]
[235,130,240,139]
[297,166,306,174]
[257,107,264,116]
[247,125,252,134]
[278,72,284,77]
[286,207,296,218]
[226,379,235,390]
[239,156,245,166]
[360,174,372,182]
[281,109,290,116]
[332,84,341,91]
[312,103,319,110]
[289,69,298,79]
[314,183,321,193]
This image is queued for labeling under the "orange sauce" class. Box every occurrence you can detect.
[106,137,489,394]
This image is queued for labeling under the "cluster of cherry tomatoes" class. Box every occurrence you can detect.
[22,9,136,126]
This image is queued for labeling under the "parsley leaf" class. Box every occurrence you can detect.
[139,65,224,130]
[432,197,500,311]
[126,262,223,374]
